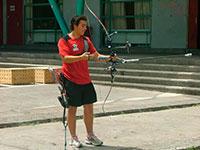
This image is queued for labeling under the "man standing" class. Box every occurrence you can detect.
[58,15,112,148]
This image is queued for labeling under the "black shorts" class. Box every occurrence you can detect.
[61,75,97,107]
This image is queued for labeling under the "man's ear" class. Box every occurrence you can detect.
[73,24,78,29]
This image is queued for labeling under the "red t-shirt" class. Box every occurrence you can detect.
[58,36,96,85]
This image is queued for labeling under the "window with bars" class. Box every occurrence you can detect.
[101,0,152,30]
[100,0,152,46]
[32,0,60,29]
[24,0,63,44]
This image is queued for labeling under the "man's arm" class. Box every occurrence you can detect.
[89,51,112,62]
[61,52,90,63]
[61,51,115,63]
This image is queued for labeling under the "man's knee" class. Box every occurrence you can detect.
[84,103,93,108]
[68,106,77,114]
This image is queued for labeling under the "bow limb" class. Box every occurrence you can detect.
[85,0,116,113]
[85,0,109,37]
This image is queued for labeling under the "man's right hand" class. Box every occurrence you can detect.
[81,52,90,60]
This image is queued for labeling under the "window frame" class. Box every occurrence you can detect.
[100,0,152,47]
[24,0,63,44]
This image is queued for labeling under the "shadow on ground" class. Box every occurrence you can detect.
[69,145,143,150]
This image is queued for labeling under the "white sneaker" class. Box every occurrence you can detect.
[85,135,103,146]
[69,137,82,148]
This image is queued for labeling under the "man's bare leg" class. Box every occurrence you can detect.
[83,104,94,136]
[67,106,77,138]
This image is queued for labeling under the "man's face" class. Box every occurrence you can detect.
[74,20,87,36]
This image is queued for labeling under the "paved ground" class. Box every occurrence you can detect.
[0,83,200,150]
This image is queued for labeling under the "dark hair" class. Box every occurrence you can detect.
[70,15,87,30]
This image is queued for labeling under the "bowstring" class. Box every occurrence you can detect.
[85,0,115,113]
[102,81,113,113]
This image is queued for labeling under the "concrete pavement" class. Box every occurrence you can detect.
[0,106,200,150]
[0,83,200,149]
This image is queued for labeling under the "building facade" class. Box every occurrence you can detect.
[0,0,199,49]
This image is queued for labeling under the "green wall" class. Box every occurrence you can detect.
[62,0,189,49]
[151,0,188,48]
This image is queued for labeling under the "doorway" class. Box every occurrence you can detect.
[7,0,23,45]
[188,0,200,49]
[0,0,3,44]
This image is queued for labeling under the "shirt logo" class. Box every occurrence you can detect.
[72,44,79,51]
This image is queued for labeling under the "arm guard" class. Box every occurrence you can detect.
[97,55,110,61]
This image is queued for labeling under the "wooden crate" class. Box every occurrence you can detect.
[34,67,61,84]
[0,69,12,84]
[0,68,35,84]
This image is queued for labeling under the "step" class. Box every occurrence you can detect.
[0,45,57,52]
[1,51,200,66]
[0,51,60,59]
[0,56,61,66]
[0,53,191,65]
[90,62,200,72]
[1,56,199,73]
[91,74,200,88]
[136,56,200,66]
[93,80,200,95]
[89,67,200,80]
[120,54,200,65]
